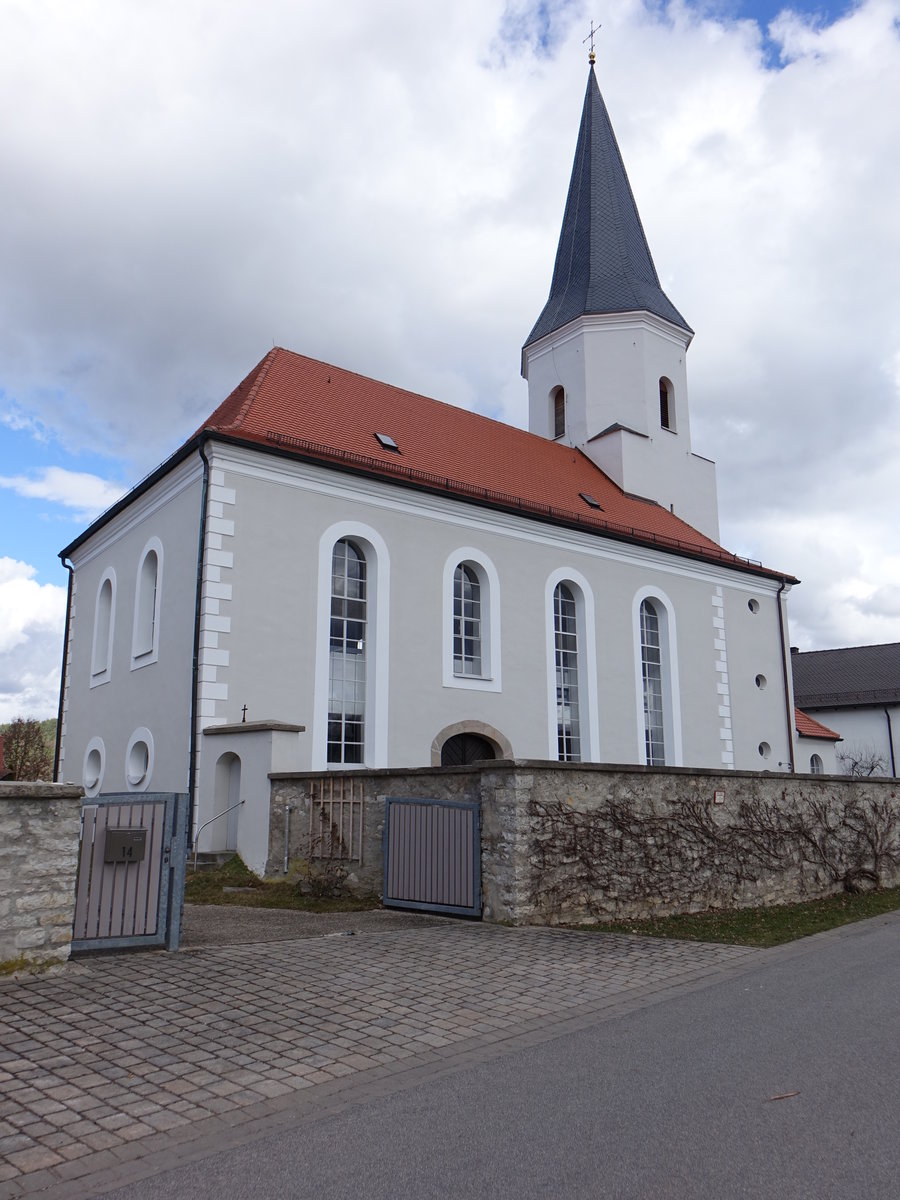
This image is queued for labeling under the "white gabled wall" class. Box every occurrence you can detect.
[59,455,203,797]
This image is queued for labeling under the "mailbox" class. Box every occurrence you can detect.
[104,828,147,864]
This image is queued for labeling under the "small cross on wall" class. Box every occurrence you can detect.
[241,705,248,724]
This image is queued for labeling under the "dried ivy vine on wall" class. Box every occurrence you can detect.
[527,789,900,919]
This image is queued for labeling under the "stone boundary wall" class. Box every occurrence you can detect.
[268,764,900,924]
[0,783,83,971]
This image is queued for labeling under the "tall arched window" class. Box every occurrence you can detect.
[810,754,824,775]
[453,564,482,676]
[442,550,500,691]
[91,570,116,684]
[552,386,566,439]
[132,538,162,667]
[659,378,674,430]
[554,583,581,761]
[327,539,367,764]
[640,599,665,765]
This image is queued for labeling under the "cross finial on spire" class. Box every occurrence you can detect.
[583,19,600,65]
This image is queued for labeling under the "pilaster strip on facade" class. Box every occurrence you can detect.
[712,587,734,768]
[197,469,235,729]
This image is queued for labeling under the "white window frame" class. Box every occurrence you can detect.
[131,536,163,669]
[90,568,116,686]
[313,522,390,771]
[442,549,501,692]
[632,586,683,766]
[544,568,599,762]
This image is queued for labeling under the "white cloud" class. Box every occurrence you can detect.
[0,0,898,654]
[0,467,126,521]
[0,558,67,721]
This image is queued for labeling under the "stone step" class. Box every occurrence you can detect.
[190,850,235,872]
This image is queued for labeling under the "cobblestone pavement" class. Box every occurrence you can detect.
[0,914,760,1198]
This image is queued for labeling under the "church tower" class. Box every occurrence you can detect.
[522,63,719,541]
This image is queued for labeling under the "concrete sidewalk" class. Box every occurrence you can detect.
[0,909,760,1199]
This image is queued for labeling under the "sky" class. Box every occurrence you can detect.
[1,0,899,721]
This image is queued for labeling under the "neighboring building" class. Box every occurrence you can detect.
[794,707,842,776]
[792,644,899,776]
[56,64,801,872]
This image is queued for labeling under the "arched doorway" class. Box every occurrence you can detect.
[213,752,241,852]
[440,733,497,767]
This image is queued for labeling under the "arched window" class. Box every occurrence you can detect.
[132,538,162,667]
[640,599,666,765]
[442,550,500,691]
[659,378,674,430]
[810,754,824,775]
[552,386,566,439]
[327,539,367,765]
[453,564,482,676]
[554,583,581,761]
[91,570,116,684]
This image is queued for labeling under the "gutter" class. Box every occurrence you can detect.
[885,707,897,777]
[776,579,794,772]
[187,440,211,844]
[53,560,75,781]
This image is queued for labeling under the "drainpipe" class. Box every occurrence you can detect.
[776,579,794,772]
[187,439,211,845]
[885,707,896,777]
[53,559,75,781]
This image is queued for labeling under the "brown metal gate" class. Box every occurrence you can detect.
[72,793,188,952]
[383,797,481,917]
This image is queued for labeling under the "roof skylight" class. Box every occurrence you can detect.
[374,432,400,452]
[579,492,603,510]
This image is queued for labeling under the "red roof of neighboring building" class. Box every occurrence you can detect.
[195,347,794,580]
[795,708,841,741]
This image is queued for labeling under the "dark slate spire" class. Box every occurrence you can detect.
[524,67,691,348]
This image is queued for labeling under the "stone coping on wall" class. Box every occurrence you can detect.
[205,721,306,735]
[0,782,84,800]
[268,759,896,785]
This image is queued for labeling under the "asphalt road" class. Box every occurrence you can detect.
[99,912,900,1200]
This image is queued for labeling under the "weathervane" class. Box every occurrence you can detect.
[583,19,601,65]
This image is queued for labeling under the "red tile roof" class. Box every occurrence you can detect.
[795,708,841,741]
[196,347,792,578]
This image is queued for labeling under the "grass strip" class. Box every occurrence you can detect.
[184,855,379,913]
[577,886,900,947]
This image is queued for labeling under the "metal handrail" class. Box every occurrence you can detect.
[191,800,245,870]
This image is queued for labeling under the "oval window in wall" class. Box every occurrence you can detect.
[125,727,154,792]
[83,737,106,797]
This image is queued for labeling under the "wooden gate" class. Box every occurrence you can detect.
[72,793,188,953]
[383,797,481,917]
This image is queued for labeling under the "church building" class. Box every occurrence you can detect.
[56,64,801,867]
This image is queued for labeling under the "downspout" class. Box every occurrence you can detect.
[53,559,74,781]
[776,579,794,772]
[885,707,896,777]
[187,439,211,845]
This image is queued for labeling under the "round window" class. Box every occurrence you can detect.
[125,727,154,792]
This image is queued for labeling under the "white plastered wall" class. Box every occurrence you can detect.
[59,456,203,796]
[192,443,794,801]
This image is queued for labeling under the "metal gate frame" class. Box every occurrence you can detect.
[383,796,482,918]
[72,792,189,953]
